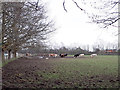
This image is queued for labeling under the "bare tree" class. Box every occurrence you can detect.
[62,0,119,28]
[1,2,55,61]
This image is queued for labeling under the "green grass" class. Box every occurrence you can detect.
[58,55,118,75]
[1,57,18,67]
[54,57,116,76]
[36,55,118,88]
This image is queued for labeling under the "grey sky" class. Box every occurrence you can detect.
[43,0,118,50]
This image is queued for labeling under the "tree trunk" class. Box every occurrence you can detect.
[2,49,5,63]
[14,52,16,58]
[8,49,11,59]
[13,50,16,58]
[2,5,5,63]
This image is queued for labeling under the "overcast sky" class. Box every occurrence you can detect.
[41,0,118,51]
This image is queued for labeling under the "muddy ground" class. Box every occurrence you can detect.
[2,56,119,89]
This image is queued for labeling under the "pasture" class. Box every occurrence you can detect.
[2,55,118,88]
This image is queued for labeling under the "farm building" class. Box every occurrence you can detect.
[105,49,118,55]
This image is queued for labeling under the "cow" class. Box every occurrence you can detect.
[79,54,85,57]
[74,53,80,58]
[90,54,97,57]
[59,54,67,58]
[49,54,58,57]
[26,53,31,56]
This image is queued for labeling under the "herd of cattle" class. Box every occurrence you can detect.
[48,53,97,58]
[26,53,97,59]
[26,53,97,58]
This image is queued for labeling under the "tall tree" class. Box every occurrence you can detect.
[1,2,55,61]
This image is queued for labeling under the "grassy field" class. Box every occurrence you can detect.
[2,55,119,88]
[36,55,118,88]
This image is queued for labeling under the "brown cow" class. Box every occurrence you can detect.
[49,54,58,57]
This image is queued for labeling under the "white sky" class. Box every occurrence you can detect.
[42,0,118,51]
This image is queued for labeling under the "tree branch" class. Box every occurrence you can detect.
[63,0,67,12]
[72,0,83,11]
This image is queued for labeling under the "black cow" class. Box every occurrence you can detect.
[74,53,80,58]
[59,54,67,58]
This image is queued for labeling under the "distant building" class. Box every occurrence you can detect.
[105,49,118,55]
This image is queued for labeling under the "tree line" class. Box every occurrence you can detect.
[19,46,90,55]
[19,44,118,55]
[1,2,55,62]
